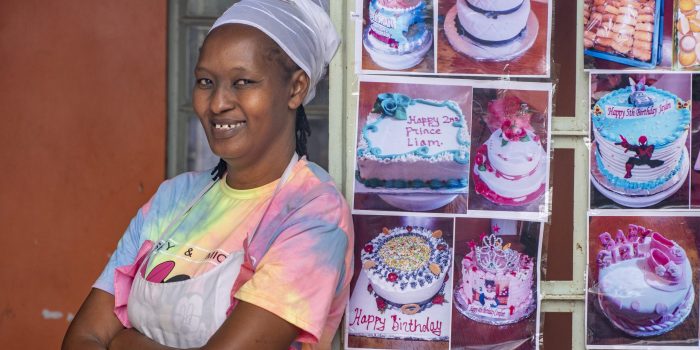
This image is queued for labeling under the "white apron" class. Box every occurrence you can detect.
[127,155,298,348]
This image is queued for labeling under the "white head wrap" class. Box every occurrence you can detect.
[210,0,340,105]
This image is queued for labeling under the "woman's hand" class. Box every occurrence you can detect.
[61,289,125,350]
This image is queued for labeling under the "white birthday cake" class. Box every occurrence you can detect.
[596,224,694,337]
[591,78,691,207]
[356,93,471,192]
[472,100,547,206]
[457,232,535,325]
[363,0,433,70]
[361,226,451,314]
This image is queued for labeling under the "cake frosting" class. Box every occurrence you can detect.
[595,224,694,337]
[356,92,471,191]
[361,226,451,314]
[458,232,535,324]
[591,78,691,207]
[363,0,433,70]
[472,100,547,206]
[456,0,531,45]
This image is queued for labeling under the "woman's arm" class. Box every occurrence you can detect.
[107,301,299,350]
[61,289,125,350]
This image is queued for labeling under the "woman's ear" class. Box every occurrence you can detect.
[288,69,309,110]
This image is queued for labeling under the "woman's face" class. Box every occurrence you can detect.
[193,24,303,166]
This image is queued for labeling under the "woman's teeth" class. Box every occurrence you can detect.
[214,122,245,130]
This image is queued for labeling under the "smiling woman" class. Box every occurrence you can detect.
[61,1,353,350]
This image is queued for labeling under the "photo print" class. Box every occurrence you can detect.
[436,0,551,77]
[346,214,454,349]
[451,218,542,350]
[586,214,700,349]
[589,73,692,209]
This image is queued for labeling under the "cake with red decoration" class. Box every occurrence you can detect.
[361,226,451,314]
[363,0,432,70]
[595,224,694,337]
[472,98,547,206]
[456,232,535,325]
[591,78,691,207]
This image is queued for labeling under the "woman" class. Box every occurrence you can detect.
[62,1,352,349]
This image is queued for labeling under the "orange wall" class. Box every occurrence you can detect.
[0,1,167,348]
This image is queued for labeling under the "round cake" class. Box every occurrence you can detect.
[596,224,694,337]
[363,0,432,70]
[591,78,691,207]
[457,233,536,325]
[361,226,451,313]
[472,103,547,206]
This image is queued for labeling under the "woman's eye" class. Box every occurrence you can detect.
[233,79,254,87]
[196,78,213,88]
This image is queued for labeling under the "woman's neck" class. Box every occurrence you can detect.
[224,146,296,190]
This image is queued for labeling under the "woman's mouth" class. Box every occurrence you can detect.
[211,121,246,138]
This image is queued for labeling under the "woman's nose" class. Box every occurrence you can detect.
[210,86,235,114]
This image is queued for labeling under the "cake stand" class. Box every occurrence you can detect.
[454,281,536,326]
[355,181,466,211]
[590,143,690,208]
[443,5,538,62]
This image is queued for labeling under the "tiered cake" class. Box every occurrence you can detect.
[363,0,433,70]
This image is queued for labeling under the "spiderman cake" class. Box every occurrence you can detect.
[591,78,691,207]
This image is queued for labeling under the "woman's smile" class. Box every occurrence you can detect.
[211,119,247,139]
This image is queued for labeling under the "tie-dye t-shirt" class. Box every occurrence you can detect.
[94,158,354,348]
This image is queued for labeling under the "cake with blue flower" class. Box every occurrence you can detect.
[356,92,471,193]
[363,0,432,70]
[361,226,451,314]
[591,78,691,207]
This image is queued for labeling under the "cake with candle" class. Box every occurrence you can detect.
[591,78,691,207]
[472,97,547,206]
[356,92,471,192]
[457,232,536,325]
[363,0,433,70]
[361,226,451,314]
[595,224,694,336]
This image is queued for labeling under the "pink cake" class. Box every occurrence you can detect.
[595,224,694,337]
[457,233,535,325]
[472,99,547,206]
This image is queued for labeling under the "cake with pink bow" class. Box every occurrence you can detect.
[472,96,547,206]
[595,224,694,337]
[457,232,536,325]
[363,0,433,70]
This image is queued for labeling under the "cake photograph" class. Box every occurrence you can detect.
[451,218,541,350]
[346,214,454,349]
[583,0,674,70]
[589,73,692,209]
[467,88,551,219]
[358,0,435,74]
[353,76,473,214]
[586,215,700,348]
[436,0,551,77]
[676,0,700,69]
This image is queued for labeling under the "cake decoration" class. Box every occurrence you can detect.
[472,97,547,206]
[356,93,471,191]
[456,230,536,325]
[361,226,451,314]
[591,78,691,207]
[595,224,694,337]
[363,0,433,70]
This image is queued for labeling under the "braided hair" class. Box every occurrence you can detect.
[210,105,310,181]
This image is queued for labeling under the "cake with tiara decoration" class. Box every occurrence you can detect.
[356,92,471,196]
[363,0,433,70]
[591,77,691,207]
[472,96,547,206]
[595,224,694,337]
[361,226,451,315]
[456,231,536,325]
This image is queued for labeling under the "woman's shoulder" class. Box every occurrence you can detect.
[149,169,215,207]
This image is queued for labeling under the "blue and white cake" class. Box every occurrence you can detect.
[361,226,451,312]
[591,79,691,207]
[356,92,471,191]
[363,0,432,70]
